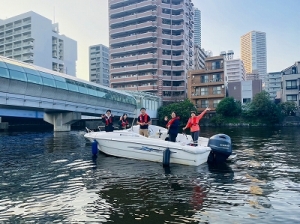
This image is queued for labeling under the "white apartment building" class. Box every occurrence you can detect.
[194,8,201,47]
[224,59,246,83]
[194,45,206,70]
[89,44,110,86]
[265,72,282,100]
[241,31,267,79]
[0,11,77,76]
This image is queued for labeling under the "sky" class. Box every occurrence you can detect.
[0,0,299,81]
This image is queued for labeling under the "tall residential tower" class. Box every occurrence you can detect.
[89,44,110,86]
[240,31,267,79]
[193,7,201,47]
[0,11,77,76]
[109,0,195,102]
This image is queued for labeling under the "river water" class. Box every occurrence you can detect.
[0,127,299,223]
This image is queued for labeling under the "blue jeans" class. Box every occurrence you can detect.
[191,131,199,145]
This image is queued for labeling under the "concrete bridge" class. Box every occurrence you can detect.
[0,56,137,131]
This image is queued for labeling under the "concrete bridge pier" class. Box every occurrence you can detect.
[44,112,81,131]
[0,117,9,131]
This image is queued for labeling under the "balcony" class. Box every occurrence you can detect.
[23,48,33,54]
[138,85,158,91]
[110,43,157,54]
[162,95,186,101]
[172,14,184,20]
[172,65,184,71]
[191,80,225,87]
[190,93,225,99]
[161,65,172,70]
[171,86,185,91]
[111,10,156,25]
[172,76,185,81]
[111,75,158,83]
[111,64,158,74]
[172,55,184,60]
[161,55,172,60]
[110,32,156,45]
[110,21,156,35]
[172,35,184,41]
[110,0,156,15]
[115,85,158,91]
[110,53,157,64]
[172,45,184,51]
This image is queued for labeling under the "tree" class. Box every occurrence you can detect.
[247,91,281,123]
[215,97,241,117]
[157,99,196,126]
[280,101,298,116]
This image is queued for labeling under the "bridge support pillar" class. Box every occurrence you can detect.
[0,117,9,131]
[44,112,81,132]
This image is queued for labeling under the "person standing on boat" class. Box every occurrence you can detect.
[119,113,129,130]
[137,107,151,137]
[183,108,210,146]
[166,112,180,142]
[102,109,114,132]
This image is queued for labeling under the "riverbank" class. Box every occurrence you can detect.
[200,116,300,127]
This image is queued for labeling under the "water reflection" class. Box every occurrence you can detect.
[0,127,299,223]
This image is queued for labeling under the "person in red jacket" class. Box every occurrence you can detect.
[183,108,210,146]
[119,113,129,130]
[137,107,151,137]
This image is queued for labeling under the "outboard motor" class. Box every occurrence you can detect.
[207,134,232,164]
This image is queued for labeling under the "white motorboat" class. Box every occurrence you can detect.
[84,125,232,166]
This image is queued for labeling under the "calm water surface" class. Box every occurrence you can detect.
[0,127,299,223]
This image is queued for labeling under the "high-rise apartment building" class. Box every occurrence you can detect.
[109,0,195,102]
[0,11,77,76]
[194,8,201,47]
[240,31,267,79]
[89,44,110,86]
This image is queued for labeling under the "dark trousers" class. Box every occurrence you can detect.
[169,133,178,142]
[191,131,200,145]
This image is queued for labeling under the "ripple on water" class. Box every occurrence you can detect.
[0,128,300,223]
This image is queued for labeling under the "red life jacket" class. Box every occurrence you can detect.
[139,113,149,123]
[104,116,113,126]
[166,117,180,128]
[121,118,129,127]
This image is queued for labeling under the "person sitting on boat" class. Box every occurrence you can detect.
[119,113,129,130]
[183,108,210,146]
[102,110,114,132]
[137,107,151,137]
[166,112,180,142]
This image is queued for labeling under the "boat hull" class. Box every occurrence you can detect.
[85,131,211,166]
[97,139,210,166]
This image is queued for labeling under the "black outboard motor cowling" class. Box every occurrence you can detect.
[207,134,232,164]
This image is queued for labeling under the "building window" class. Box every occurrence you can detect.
[213,86,221,94]
[201,75,209,83]
[201,100,208,108]
[201,87,208,95]
[212,73,221,82]
[287,95,297,101]
[212,61,222,70]
[286,80,297,89]
[213,99,221,108]
[243,98,251,103]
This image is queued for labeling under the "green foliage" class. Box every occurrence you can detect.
[157,99,196,126]
[280,101,298,116]
[215,97,242,117]
[243,91,282,123]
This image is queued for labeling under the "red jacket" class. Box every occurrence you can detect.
[185,110,208,132]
